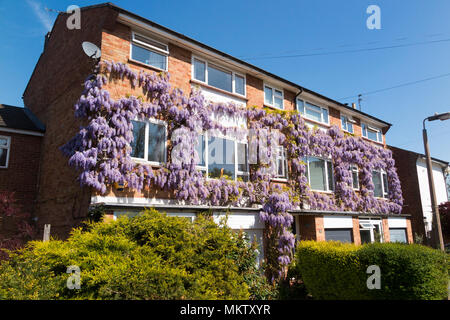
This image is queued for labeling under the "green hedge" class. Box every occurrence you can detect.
[0,209,274,300]
[295,241,449,300]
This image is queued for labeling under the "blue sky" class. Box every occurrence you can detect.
[0,0,449,161]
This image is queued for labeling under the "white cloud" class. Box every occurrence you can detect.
[27,0,53,31]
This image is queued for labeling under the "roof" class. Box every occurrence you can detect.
[389,145,449,167]
[69,2,392,128]
[0,104,45,133]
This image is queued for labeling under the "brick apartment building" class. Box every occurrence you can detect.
[390,146,449,245]
[19,3,413,254]
[0,104,44,237]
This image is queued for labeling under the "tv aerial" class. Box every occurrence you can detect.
[82,41,101,59]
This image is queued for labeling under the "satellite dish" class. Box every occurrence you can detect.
[82,41,101,59]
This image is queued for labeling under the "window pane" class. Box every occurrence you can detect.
[208,137,235,180]
[196,134,205,166]
[305,103,322,122]
[0,148,7,167]
[367,129,378,141]
[352,168,359,189]
[360,229,371,244]
[327,161,334,191]
[325,229,352,242]
[264,86,273,105]
[322,108,329,123]
[382,173,389,198]
[341,116,347,130]
[148,122,166,163]
[130,120,146,159]
[347,122,354,133]
[362,123,367,137]
[372,171,383,197]
[131,44,166,70]
[274,96,283,109]
[237,143,248,172]
[309,157,326,191]
[207,64,232,92]
[297,99,305,114]
[193,59,206,82]
[0,138,7,147]
[235,74,245,95]
[389,228,407,243]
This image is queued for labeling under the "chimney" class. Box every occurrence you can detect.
[352,103,356,109]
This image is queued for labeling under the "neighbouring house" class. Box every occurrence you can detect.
[20,2,413,256]
[390,146,449,245]
[0,104,44,237]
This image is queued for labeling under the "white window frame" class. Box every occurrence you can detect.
[359,218,384,243]
[273,146,288,181]
[0,135,11,169]
[304,156,334,192]
[195,132,249,182]
[362,122,383,143]
[296,99,329,125]
[264,84,284,110]
[371,170,389,199]
[130,31,169,71]
[341,114,356,133]
[130,118,168,166]
[351,165,359,190]
[191,55,246,97]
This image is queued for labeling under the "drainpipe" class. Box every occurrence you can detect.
[294,87,304,108]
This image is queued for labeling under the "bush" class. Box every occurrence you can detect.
[295,241,448,300]
[0,209,267,300]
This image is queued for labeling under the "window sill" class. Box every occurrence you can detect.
[264,104,284,111]
[271,177,288,183]
[311,189,335,194]
[128,58,168,73]
[302,117,331,128]
[190,80,248,101]
[131,158,165,167]
[362,136,384,146]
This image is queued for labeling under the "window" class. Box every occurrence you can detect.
[192,57,246,96]
[130,119,166,164]
[297,99,329,124]
[0,136,11,168]
[351,166,359,190]
[131,32,168,71]
[274,146,288,180]
[359,219,383,243]
[372,170,388,198]
[341,115,355,133]
[264,85,284,109]
[362,123,383,143]
[325,229,353,242]
[389,228,407,243]
[195,133,249,181]
[304,157,334,192]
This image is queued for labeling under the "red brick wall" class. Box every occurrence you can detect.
[352,216,361,245]
[382,218,390,243]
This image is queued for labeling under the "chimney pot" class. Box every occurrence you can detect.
[352,103,356,109]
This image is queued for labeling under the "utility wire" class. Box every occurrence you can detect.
[338,72,450,100]
[240,37,450,61]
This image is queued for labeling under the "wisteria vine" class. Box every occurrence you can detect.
[61,60,403,281]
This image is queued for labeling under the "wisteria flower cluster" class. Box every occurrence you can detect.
[61,60,403,281]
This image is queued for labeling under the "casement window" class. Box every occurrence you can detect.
[372,170,388,198]
[192,57,246,96]
[297,99,329,125]
[264,85,284,109]
[304,157,334,192]
[389,228,407,243]
[359,218,383,243]
[325,229,353,243]
[362,123,383,143]
[274,146,288,180]
[195,133,249,181]
[130,119,167,165]
[351,166,359,190]
[341,115,355,133]
[0,136,11,168]
[130,32,169,71]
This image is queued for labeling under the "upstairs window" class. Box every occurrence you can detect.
[131,32,169,71]
[131,119,167,165]
[372,170,388,198]
[341,115,355,133]
[0,136,11,168]
[297,99,329,125]
[192,57,246,96]
[351,166,359,190]
[264,85,284,109]
[305,157,334,192]
[274,146,288,180]
[362,123,383,143]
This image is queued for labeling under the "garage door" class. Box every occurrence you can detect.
[325,229,353,243]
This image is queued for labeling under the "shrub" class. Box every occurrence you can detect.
[295,241,448,300]
[0,209,264,300]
